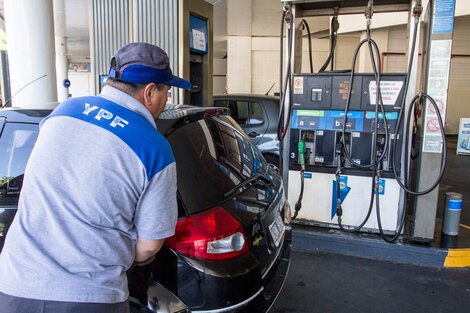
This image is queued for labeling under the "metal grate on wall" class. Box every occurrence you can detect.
[92,0,130,92]
[134,0,179,103]
[92,0,179,103]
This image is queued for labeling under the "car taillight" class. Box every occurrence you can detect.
[166,206,250,261]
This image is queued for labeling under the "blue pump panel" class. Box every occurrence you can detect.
[291,110,364,132]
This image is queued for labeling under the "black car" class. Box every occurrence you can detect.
[213,94,280,173]
[0,106,291,313]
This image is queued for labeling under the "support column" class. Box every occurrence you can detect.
[4,0,57,108]
[54,0,69,102]
[227,0,252,93]
[413,0,456,241]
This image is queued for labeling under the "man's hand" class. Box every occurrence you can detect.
[135,237,164,263]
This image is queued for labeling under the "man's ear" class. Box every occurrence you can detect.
[143,83,157,105]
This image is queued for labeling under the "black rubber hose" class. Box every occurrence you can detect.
[392,93,447,195]
[337,37,384,231]
[338,169,377,232]
[375,17,419,243]
[292,169,304,220]
[302,19,314,73]
[337,13,388,232]
[340,37,388,169]
[319,17,337,73]
[390,15,446,196]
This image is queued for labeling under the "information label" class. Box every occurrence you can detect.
[457,118,470,156]
[432,0,456,34]
[423,40,452,153]
[369,81,404,105]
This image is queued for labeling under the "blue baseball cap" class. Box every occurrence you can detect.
[109,42,191,89]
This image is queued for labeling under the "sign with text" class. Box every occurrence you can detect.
[457,118,470,156]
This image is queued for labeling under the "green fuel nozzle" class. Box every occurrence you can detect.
[298,140,306,166]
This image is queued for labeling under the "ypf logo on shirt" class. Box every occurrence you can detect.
[83,103,129,128]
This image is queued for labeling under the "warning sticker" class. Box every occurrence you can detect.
[294,77,304,95]
[428,98,445,115]
[426,118,441,133]
[369,81,404,105]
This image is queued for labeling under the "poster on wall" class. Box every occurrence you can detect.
[457,118,470,156]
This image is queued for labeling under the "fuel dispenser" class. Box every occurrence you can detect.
[280,0,450,243]
[288,73,407,232]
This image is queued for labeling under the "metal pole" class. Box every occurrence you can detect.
[54,0,69,102]
[412,0,456,241]
[4,0,58,108]
[442,192,463,236]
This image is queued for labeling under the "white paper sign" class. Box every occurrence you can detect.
[369,81,404,105]
[192,29,206,51]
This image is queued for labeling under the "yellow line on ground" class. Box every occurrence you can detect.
[460,224,470,230]
[444,248,470,268]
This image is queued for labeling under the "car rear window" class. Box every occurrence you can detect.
[0,123,38,206]
[167,115,268,214]
[214,100,264,125]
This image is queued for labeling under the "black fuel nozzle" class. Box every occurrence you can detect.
[335,139,343,156]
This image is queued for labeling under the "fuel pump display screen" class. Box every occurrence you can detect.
[311,88,323,101]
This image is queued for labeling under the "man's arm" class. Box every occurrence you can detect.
[135,237,164,263]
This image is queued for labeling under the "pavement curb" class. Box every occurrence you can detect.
[444,248,470,268]
[291,228,470,268]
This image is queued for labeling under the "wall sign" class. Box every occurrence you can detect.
[457,118,470,156]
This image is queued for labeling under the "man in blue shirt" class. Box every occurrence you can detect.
[0,43,191,313]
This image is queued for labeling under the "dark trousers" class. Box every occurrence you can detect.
[0,292,130,313]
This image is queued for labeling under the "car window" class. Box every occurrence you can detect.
[248,102,264,125]
[0,123,39,206]
[214,100,264,126]
[167,116,268,214]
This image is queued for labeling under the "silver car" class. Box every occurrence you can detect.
[214,94,280,172]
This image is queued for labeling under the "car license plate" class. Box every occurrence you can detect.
[269,214,285,247]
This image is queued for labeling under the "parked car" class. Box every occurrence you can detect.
[0,106,291,313]
[213,94,280,173]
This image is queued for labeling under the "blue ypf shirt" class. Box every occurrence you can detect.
[0,86,177,303]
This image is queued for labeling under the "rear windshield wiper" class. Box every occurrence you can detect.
[223,174,272,199]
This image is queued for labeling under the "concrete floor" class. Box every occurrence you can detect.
[434,137,470,248]
[270,137,470,312]
[270,251,470,313]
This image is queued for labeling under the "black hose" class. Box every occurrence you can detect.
[391,93,447,195]
[378,2,446,242]
[340,37,388,169]
[292,168,304,220]
[337,0,389,232]
[389,13,446,196]
[338,168,377,233]
[319,17,338,72]
[302,19,314,73]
